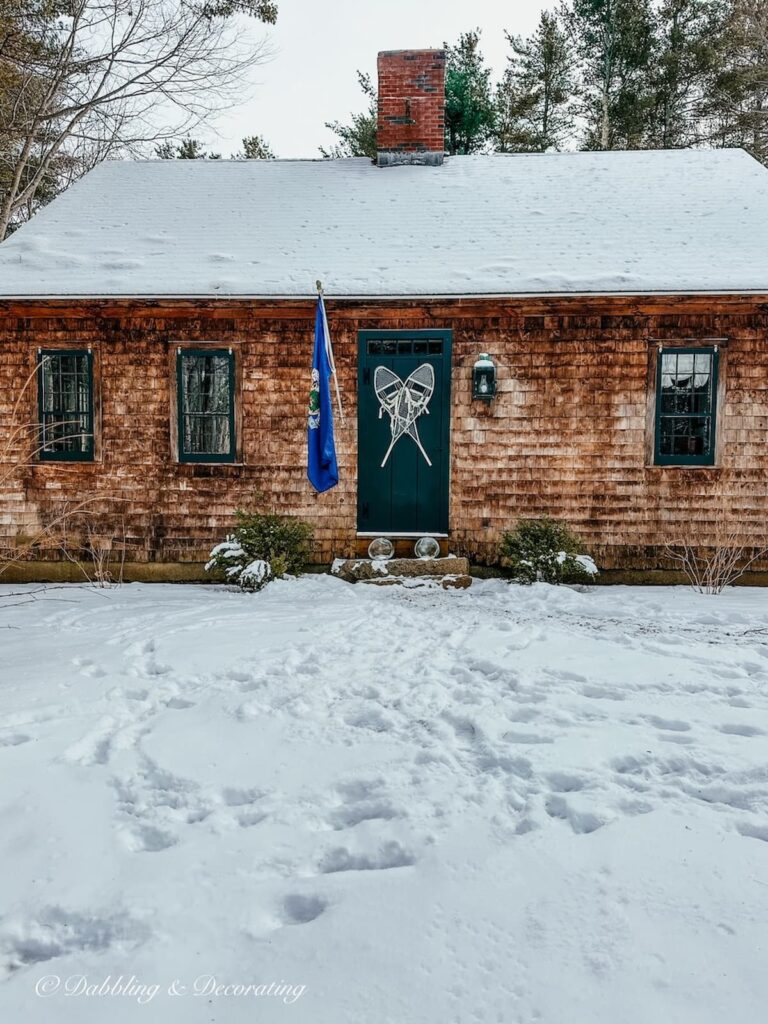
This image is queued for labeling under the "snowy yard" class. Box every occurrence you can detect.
[1,577,767,1024]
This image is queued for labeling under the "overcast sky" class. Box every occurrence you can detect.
[210,0,549,159]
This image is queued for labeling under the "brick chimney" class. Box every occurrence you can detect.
[376,49,446,167]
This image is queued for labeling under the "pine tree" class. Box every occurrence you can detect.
[154,137,221,159]
[0,3,73,232]
[645,0,727,149]
[495,11,576,152]
[444,30,495,154]
[563,0,655,149]
[704,0,768,164]
[320,72,377,159]
[236,134,275,159]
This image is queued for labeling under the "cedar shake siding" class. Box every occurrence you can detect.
[2,295,768,579]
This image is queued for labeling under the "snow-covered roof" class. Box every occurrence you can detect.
[1,149,768,299]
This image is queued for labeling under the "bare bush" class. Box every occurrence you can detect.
[57,511,127,587]
[0,359,126,584]
[664,490,768,595]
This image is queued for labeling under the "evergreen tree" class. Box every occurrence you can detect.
[495,11,576,152]
[444,30,495,154]
[645,0,727,149]
[704,0,768,164]
[0,2,73,232]
[563,0,655,149]
[320,72,377,159]
[155,137,221,159]
[236,134,275,159]
[154,135,274,160]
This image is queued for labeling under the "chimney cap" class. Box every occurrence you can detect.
[377,48,446,58]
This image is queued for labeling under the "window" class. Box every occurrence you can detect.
[177,349,236,462]
[655,347,718,466]
[38,350,94,460]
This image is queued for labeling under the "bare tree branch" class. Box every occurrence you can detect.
[0,0,275,237]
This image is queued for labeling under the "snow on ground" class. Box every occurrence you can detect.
[0,577,767,1023]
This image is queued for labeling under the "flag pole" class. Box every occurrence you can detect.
[316,280,344,424]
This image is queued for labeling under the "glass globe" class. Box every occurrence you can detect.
[368,537,394,561]
[414,536,440,560]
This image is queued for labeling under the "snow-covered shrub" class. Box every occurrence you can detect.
[499,517,598,585]
[205,510,313,591]
[205,536,270,591]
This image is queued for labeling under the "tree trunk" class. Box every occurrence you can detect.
[601,84,610,149]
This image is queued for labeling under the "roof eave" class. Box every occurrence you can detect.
[2,289,768,301]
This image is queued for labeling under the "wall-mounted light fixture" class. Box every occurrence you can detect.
[472,354,496,402]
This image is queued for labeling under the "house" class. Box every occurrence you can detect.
[2,48,768,582]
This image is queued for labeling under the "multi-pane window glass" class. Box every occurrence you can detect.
[177,349,235,462]
[655,348,718,466]
[38,350,94,460]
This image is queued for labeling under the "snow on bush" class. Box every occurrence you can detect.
[500,517,598,585]
[240,559,271,588]
[205,510,313,592]
[206,536,271,591]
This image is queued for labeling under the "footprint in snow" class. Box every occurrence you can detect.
[221,786,265,807]
[124,688,149,701]
[736,821,768,843]
[318,841,415,873]
[545,795,606,835]
[618,797,654,816]
[504,730,554,746]
[63,719,116,766]
[659,733,694,745]
[645,715,691,732]
[281,894,327,925]
[72,657,107,679]
[546,668,588,684]
[237,809,267,828]
[581,684,625,701]
[121,824,178,853]
[329,797,400,830]
[1,906,148,972]
[507,706,540,724]
[546,771,587,793]
[0,733,30,748]
[718,724,765,738]
[344,707,393,733]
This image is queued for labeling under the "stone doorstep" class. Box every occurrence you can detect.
[331,556,472,589]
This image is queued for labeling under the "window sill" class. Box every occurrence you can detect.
[646,464,721,470]
[36,458,99,465]
[177,461,245,467]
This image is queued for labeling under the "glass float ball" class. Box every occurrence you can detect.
[414,536,440,560]
[368,537,394,561]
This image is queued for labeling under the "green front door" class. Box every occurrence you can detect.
[357,330,452,535]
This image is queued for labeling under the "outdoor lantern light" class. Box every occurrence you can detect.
[472,354,496,402]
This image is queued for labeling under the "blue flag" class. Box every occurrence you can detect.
[307,295,339,492]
